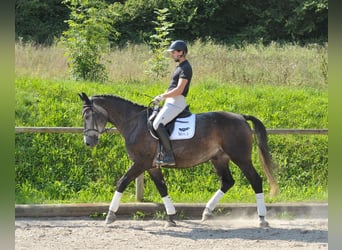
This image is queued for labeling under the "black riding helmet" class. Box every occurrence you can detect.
[167,40,188,54]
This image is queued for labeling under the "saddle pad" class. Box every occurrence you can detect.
[169,114,196,140]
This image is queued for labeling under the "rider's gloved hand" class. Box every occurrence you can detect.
[152,95,164,105]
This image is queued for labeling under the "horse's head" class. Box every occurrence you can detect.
[78,92,108,147]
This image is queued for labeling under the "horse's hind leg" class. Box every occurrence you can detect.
[236,159,269,227]
[202,157,235,221]
[147,168,176,226]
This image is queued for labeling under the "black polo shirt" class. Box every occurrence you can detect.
[167,60,192,97]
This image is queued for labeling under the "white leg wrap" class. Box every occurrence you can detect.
[206,189,225,211]
[162,196,176,215]
[109,191,122,213]
[256,193,267,216]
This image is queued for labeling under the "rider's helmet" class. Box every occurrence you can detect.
[167,40,188,54]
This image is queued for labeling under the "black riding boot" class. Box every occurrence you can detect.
[155,124,176,166]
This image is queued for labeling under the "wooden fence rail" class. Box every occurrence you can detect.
[15,126,328,201]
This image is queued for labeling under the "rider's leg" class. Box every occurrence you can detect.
[153,97,186,166]
[155,123,175,166]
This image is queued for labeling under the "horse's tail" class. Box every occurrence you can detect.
[243,115,279,196]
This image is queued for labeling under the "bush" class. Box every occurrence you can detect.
[61,0,118,82]
[144,8,174,78]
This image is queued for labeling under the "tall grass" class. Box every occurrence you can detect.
[190,40,328,87]
[15,41,69,80]
[15,40,328,88]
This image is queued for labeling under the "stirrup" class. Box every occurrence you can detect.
[155,153,175,166]
[156,160,175,166]
[154,142,175,166]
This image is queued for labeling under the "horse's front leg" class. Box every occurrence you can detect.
[147,168,177,227]
[105,163,145,224]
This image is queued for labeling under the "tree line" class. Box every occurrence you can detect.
[15,0,327,45]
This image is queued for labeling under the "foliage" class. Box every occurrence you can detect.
[15,0,69,45]
[285,0,328,41]
[144,8,174,78]
[15,77,327,204]
[15,0,328,45]
[61,0,118,82]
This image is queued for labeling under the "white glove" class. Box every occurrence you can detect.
[153,95,164,105]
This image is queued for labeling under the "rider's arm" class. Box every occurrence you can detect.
[161,78,188,98]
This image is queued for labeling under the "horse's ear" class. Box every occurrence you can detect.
[78,93,84,101]
[78,92,91,105]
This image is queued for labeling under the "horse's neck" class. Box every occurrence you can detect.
[95,96,145,133]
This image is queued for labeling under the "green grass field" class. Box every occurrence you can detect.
[15,41,328,204]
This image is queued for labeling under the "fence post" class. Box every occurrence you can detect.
[135,174,144,201]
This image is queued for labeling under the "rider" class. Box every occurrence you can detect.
[152,40,193,166]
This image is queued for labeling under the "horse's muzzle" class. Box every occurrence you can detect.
[84,135,99,147]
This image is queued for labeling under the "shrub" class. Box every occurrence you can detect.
[144,8,174,78]
[61,0,118,82]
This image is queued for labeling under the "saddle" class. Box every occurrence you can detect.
[148,106,196,167]
[147,105,193,140]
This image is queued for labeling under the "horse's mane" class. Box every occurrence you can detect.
[91,94,147,110]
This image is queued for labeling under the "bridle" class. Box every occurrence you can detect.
[82,99,156,137]
[82,103,112,136]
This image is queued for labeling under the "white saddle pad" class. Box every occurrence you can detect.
[169,114,196,140]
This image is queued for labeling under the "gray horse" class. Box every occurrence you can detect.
[79,92,278,227]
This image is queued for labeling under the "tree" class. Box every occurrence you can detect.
[145,8,174,78]
[15,0,69,44]
[285,0,328,41]
[61,0,119,82]
[16,0,327,45]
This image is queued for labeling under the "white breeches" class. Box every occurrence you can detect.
[152,95,187,130]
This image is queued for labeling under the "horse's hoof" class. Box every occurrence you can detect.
[105,210,116,224]
[165,220,177,227]
[201,207,213,222]
[166,215,177,227]
[259,220,270,228]
[259,217,270,228]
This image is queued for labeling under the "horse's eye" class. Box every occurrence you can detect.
[84,112,91,118]
[83,109,92,119]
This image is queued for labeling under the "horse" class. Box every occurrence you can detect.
[78,92,278,227]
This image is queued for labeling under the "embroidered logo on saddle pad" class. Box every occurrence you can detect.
[169,114,196,140]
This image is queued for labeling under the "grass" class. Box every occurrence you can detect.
[15,40,328,88]
[15,41,328,205]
